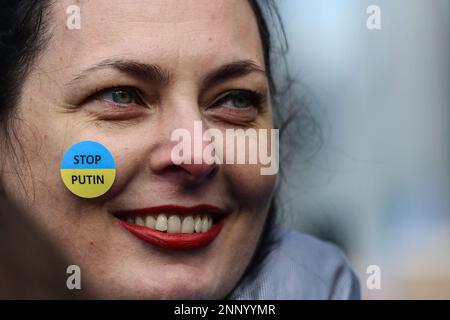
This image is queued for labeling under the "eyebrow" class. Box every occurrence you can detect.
[201,60,266,90]
[67,59,170,87]
[67,59,265,88]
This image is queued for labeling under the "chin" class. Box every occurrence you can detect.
[92,266,229,299]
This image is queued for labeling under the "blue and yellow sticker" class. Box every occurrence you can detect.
[60,141,116,198]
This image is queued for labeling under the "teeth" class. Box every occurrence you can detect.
[201,215,209,232]
[155,214,168,232]
[194,215,203,233]
[167,215,181,233]
[135,216,145,226]
[145,216,156,228]
[181,216,194,233]
[123,213,215,233]
[208,216,213,229]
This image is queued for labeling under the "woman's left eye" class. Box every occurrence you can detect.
[214,90,264,109]
[97,87,143,106]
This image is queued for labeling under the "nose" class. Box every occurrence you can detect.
[148,119,218,186]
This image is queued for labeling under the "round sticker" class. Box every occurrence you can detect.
[60,141,116,198]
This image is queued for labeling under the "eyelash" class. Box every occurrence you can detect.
[211,89,266,110]
[93,86,145,107]
[88,86,265,111]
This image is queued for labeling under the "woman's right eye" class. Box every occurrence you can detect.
[96,87,144,107]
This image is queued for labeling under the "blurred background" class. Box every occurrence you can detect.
[276,0,450,299]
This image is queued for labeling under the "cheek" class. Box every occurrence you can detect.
[224,163,276,211]
[2,116,109,226]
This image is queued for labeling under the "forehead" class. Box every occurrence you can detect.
[43,0,264,75]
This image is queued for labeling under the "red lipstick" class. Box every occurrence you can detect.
[115,205,225,250]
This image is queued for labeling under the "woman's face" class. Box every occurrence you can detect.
[0,0,276,298]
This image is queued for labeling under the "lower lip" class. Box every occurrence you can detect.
[117,220,224,250]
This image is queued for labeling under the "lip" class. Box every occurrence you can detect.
[115,204,226,250]
[117,204,226,216]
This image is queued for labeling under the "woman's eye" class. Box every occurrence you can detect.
[214,90,264,109]
[97,87,142,106]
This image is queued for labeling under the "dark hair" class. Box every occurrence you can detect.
[0,0,320,297]
[0,0,53,195]
[228,0,322,296]
[0,0,52,124]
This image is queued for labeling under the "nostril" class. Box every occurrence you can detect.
[147,138,218,185]
[180,162,217,180]
[154,163,218,187]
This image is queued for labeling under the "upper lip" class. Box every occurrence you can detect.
[114,204,227,218]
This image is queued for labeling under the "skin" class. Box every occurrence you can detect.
[0,0,276,298]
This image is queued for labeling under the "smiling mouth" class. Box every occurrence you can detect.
[114,205,227,250]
